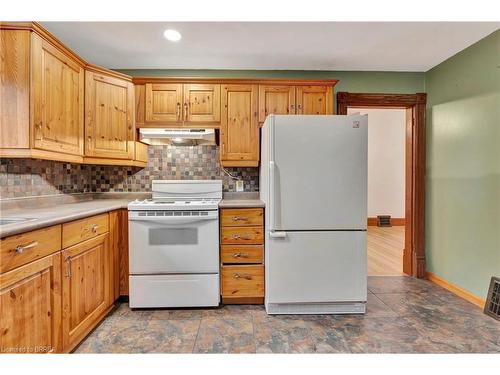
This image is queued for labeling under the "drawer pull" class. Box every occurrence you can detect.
[15,241,38,254]
[232,234,252,240]
[232,216,248,222]
[233,273,252,280]
[83,224,99,234]
[232,252,249,258]
[65,256,72,278]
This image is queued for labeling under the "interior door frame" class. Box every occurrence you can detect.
[337,92,427,278]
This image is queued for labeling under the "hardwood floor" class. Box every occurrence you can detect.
[367,226,405,276]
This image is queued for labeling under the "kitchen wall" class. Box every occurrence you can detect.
[347,108,406,219]
[1,70,424,200]
[425,29,500,299]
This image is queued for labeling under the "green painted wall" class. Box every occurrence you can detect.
[117,69,425,108]
[425,30,500,299]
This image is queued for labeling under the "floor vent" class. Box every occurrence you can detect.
[484,277,500,321]
[377,215,392,227]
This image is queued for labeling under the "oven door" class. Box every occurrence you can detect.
[128,210,219,274]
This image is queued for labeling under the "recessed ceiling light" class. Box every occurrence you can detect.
[163,29,181,42]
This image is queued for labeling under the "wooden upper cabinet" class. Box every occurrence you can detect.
[258,85,295,122]
[220,84,259,167]
[31,33,84,156]
[61,234,111,352]
[0,252,62,353]
[85,71,135,160]
[183,83,220,124]
[145,83,183,123]
[296,85,333,115]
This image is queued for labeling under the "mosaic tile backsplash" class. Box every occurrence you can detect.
[0,145,259,199]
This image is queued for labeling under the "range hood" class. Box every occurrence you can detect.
[139,128,216,146]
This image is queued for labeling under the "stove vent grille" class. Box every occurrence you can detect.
[137,210,209,217]
[484,276,500,321]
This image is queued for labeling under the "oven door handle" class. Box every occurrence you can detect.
[129,215,218,224]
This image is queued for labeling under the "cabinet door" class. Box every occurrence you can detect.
[145,83,183,124]
[220,84,259,167]
[0,252,62,353]
[85,71,135,159]
[183,83,220,124]
[61,234,110,352]
[296,85,333,115]
[258,85,296,122]
[31,33,84,156]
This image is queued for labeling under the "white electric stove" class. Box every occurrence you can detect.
[128,180,222,308]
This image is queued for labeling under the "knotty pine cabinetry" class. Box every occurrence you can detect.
[220,84,260,167]
[220,208,265,304]
[258,84,333,122]
[0,23,145,167]
[144,83,221,126]
[84,68,135,162]
[0,210,129,353]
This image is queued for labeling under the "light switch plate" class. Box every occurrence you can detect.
[236,180,244,192]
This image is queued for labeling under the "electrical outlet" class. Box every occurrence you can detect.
[236,180,244,192]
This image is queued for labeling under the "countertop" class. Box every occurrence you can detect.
[0,199,132,238]
[0,193,265,238]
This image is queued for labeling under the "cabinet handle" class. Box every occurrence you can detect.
[65,257,72,278]
[297,104,302,113]
[83,224,99,234]
[176,102,181,120]
[184,102,188,120]
[232,234,251,240]
[233,273,252,280]
[15,241,38,254]
[232,216,248,222]
[232,252,249,258]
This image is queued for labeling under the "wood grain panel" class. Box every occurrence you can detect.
[31,32,84,156]
[220,84,259,166]
[118,209,129,296]
[61,234,110,352]
[145,83,183,123]
[0,225,61,273]
[183,83,220,123]
[0,252,62,353]
[220,245,263,264]
[62,213,109,248]
[220,208,263,227]
[296,85,333,115]
[221,265,264,298]
[108,210,120,303]
[85,71,135,160]
[221,226,263,245]
[0,29,30,148]
[135,141,148,163]
[258,85,296,122]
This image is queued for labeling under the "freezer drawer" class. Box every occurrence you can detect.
[129,274,220,308]
[266,230,367,304]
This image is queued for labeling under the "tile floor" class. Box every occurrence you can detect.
[75,276,500,353]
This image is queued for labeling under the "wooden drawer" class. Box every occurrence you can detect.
[0,225,62,274]
[221,265,264,298]
[221,226,263,245]
[62,213,109,248]
[221,208,263,227]
[220,245,263,264]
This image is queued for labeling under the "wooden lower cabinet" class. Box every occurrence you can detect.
[0,252,62,353]
[220,208,265,304]
[61,233,111,352]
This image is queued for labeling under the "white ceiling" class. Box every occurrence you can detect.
[40,22,499,72]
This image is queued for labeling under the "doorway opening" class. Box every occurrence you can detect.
[337,92,427,278]
[348,107,406,276]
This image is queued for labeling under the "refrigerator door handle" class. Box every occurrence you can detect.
[269,160,277,230]
[269,231,287,239]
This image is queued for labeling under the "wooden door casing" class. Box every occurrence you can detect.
[258,85,296,122]
[85,71,134,159]
[220,84,259,167]
[296,85,333,115]
[183,83,220,124]
[0,252,62,353]
[145,83,183,123]
[61,234,110,352]
[31,33,84,156]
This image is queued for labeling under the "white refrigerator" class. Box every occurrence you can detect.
[260,115,368,314]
